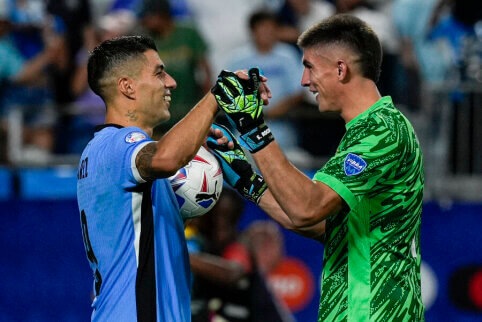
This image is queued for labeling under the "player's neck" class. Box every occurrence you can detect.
[340,80,381,124]
[104,105,153,137]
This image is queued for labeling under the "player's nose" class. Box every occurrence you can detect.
[301,68,310,87]
[165,73,177,89]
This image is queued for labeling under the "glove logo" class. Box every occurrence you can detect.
[344,153,367,176]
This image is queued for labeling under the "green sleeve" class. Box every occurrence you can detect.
[313,120,404,208]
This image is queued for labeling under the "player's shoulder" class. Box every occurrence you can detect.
[358,97,408,133]
[88,125,151,157]
[344,97,411,149]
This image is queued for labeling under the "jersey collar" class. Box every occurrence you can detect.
[345,96,393,130]
[94,123,124,132]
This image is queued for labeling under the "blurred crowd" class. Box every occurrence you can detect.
[0,0,480,166]
[186,188,295,321]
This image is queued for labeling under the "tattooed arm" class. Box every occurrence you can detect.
[135,94,226,180]
[134,70,270,181]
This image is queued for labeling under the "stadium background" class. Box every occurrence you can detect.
[0,0,481,321]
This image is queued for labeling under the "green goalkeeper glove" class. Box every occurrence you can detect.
[211,68,274,153]
[206,123,267,204]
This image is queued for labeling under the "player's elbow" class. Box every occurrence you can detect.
[290,211,323,229]
[290,200,335,229]
[292,186,343,228]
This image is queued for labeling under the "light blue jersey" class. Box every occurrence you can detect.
[77,124,191,322]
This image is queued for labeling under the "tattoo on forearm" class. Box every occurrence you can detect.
[136,142,157,180]
[125,110,138,121]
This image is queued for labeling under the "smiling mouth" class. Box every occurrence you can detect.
[164,96,171,102]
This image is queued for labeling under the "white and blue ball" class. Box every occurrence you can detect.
[168,146,223,219]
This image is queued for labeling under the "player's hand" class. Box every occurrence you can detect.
[211,68,274,153]
[205,125,234,150]
[206,123,267,204]
[234,69,272,106]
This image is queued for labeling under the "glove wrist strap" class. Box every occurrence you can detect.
[239,122,274,153]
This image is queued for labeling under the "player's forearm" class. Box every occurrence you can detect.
[189,252,246,285]
[259,189,326,240]
[153,93,218,172]
[253,142,330,227]
[258,189,297,229]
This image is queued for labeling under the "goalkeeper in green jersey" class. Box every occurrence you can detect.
[207,14,425,321]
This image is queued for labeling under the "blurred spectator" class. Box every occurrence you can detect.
[0,0,62,163]
[138,0,211,137]
[227,11,310,164]
[392,0,451,86]
[184,0,272,80]
[7,0,46,59]
[334,0,410,108]
[428,0,482,85]
[63,9,136,154]
[45,0,92,104]
[277,0,335,45]
[186,188,293,322]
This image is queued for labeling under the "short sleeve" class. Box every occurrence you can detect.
[106,128,154,187]
[313,122,403,209]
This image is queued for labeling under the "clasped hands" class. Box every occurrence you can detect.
[206,68,275,204]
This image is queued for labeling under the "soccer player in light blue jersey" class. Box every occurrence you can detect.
[76,36,270,321]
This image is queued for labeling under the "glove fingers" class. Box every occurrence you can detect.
[212,81,234,104]
[206,136,230,152]
[248,68,260,91]
[211,123,234,140]
[206,147,242,187]
[219,76,243,98]
[218,70,236,78]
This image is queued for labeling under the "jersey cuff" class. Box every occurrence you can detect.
[313,173,358,210]
[131,141,151,183]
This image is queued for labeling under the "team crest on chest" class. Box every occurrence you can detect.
[125,132,147,143]
[344,153,367,176]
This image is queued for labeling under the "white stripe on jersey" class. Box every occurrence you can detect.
[132,191,143,266]
[130,141,150,266]
[131,141,151,183]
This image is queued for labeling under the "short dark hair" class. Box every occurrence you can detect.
[87,35,157,100]
[297,14,382,82]
[248,11,278,30]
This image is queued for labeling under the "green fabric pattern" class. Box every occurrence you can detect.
[313,97,425,321]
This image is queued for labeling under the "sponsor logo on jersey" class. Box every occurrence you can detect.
[125,132,147,143]
[344,153,367,176]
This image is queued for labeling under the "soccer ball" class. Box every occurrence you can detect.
[168,146,223,219]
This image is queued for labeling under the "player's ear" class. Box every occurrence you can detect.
[337,60,349,83]
[118,77,136,99]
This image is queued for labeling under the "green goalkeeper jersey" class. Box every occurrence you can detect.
[313,96,424,321]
